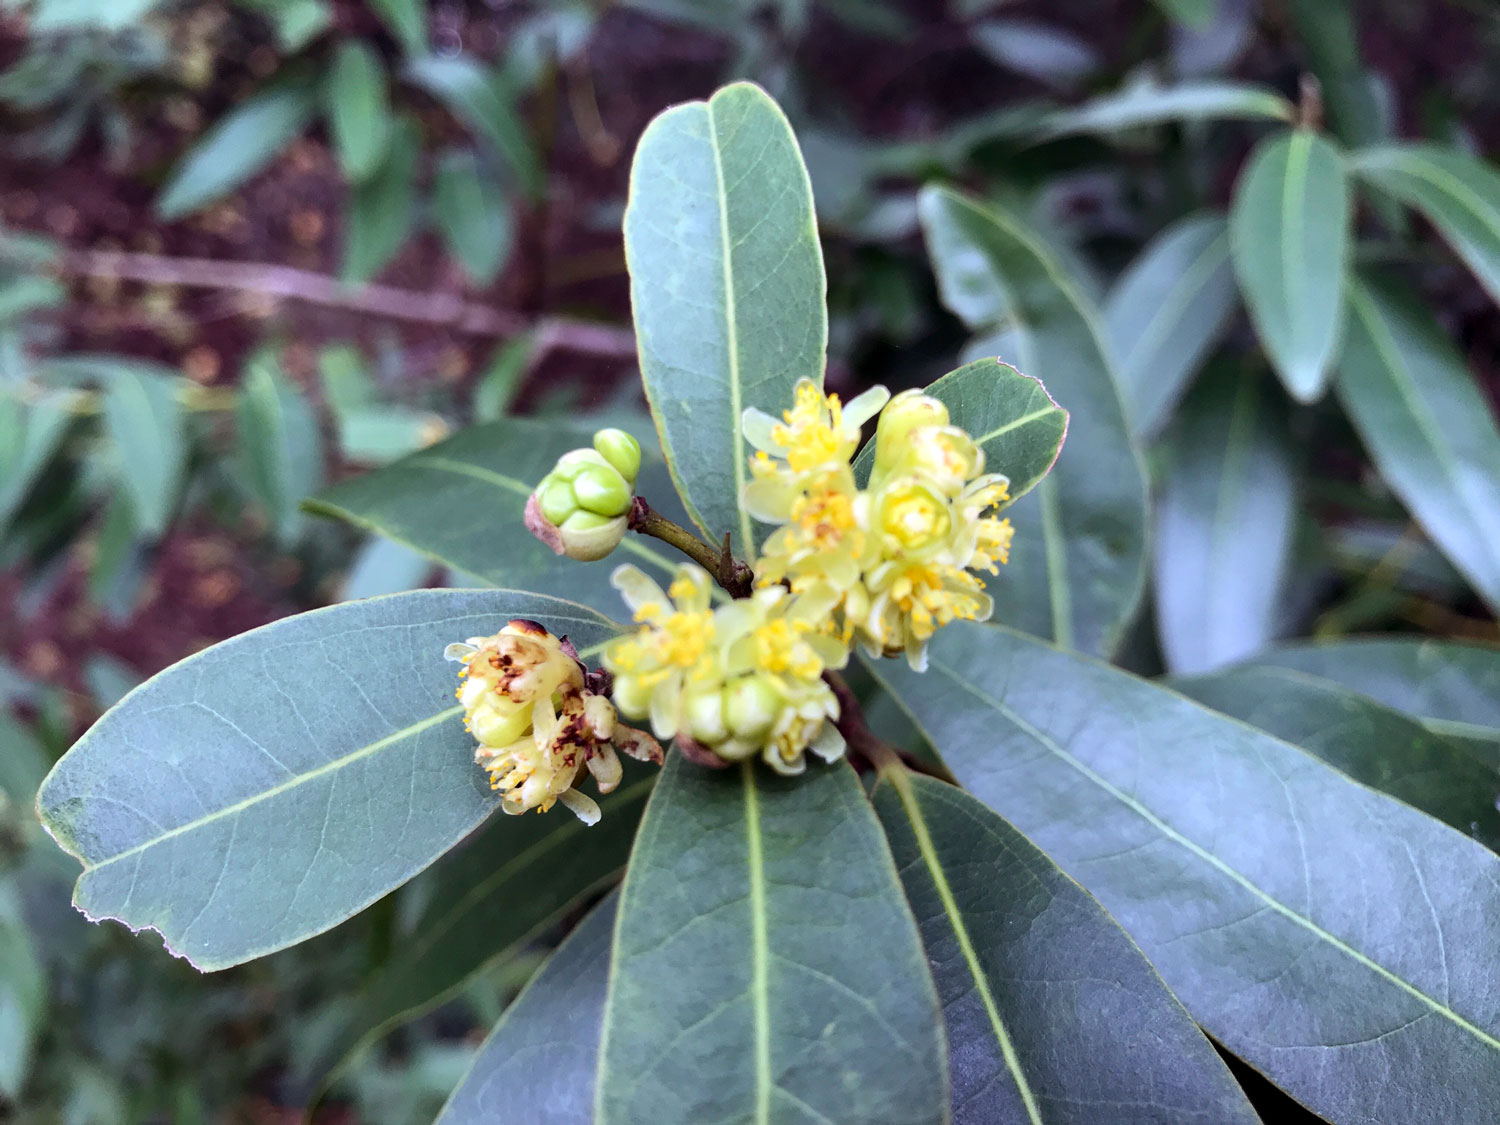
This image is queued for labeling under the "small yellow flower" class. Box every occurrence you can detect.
[742,379,889,476]
[604,564,846,775]
[448,619,661,825]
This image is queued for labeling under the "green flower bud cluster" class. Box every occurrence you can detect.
[526,429,642,562]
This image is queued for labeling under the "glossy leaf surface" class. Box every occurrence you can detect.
[37,590,620,970]
[873,769,1256,1124]
[1246,637,1500,749]
[437,893,617,1124]
[596,754,947,1123]
[870,622,1500,1125]
[1154,371,1296,674]
[1339,274,1500,615]
[1174,665,1500,853]
[1229,129,1350,401]
[921,184,1148,656]
[624,81,826,556]
[1352,144,1500,309]
[1103,212,1237,436]
[306,416,694,615]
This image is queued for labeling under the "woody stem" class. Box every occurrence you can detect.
[626,497,754,598]
[824,670,958,783]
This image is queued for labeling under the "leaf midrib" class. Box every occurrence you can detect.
[927,657,1500,1055]
[1344,282,1500,562]
[1120,225,1230,380]
[706,98,755,556]
[886,768,1044,1124]
[743,760,772,1124]
[1361,151,1500,257]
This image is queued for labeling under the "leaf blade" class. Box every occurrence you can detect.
[1229,129,1351,402]
[595,754,948,1123]
[36,589,623,970]
[870,623,1500,1124]
[873,769,1256,1124]
[624,81,827,556]
[920,185,1148,656]
[1338,273,1500,614]
[100,365,186,537]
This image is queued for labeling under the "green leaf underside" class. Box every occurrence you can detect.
[1040,80,1293,140]
[921,185,1148,657]
[303,773,651,1088]
[37,590,621,971]
[438,892,618,1124]
[1103,212,1237,437]
[1174,666,1500,854]
[595,753,947,1123]
[852,357,1068,506]
[625,81,827,558]
[869,622,1500,1124]
[305,416,697,614]
[1352,144,1500,309]
[157,85,316,219]
[1229,129,1351,402]
[1338,274,1500,616]
[1154,371,1295,675]
[101,366,185,537]
[1246,637,1500,749]
[872,770,1256,1124]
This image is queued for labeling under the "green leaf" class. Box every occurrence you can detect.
[99,365,185,537]
[1149,0,1215,28]
[340,535,431,600]
[235,351,323,544]
[1229,129,1351,402]
[596,754,947,1123]
[157,84,316,220]
[437,891,617,1123]
[872,769,1257,1124]
[366,0,427,55]
[1174,665,1500,853]
[1285,0,1389,151]
[335,406,444,466]
[342,117,420,284]
[1103,212,1237,436]
[1154,370,1296,674]
[36,590,621,971]
[433,149,513,286]
[404,56,541,198]
[851,358,1067,505]
[306,417,695,616]
[0,389,77,530]
[1040,79,1292,140]
[1338,273,1500,615]
[920,184,1148,657]
[302,774,650,1088]
[1245,637,1500,752]
[1351,144,1500,311]
[869,622,1500,1125]
[0,274,64,322]
[325,42,391,184]
[0,889,45,1100]
[624,81,826,557]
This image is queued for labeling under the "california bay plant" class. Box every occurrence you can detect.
[35,83,1500,1123]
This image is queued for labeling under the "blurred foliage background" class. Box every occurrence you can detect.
[2,0,1498,1119]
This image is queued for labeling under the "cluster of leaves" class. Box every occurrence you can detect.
[23,52,1500,1125]
[4,0,1500,1119]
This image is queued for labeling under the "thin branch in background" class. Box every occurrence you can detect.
[5,241,639,362]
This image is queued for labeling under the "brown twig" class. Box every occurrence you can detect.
[824,670,956,783]
[626,497,754,598]
[6,241,638,357]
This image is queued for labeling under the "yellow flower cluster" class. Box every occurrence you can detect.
[601,564,846,775]
[448,620,661,825]
[743,379,1013,672]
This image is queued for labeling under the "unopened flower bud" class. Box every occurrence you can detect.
[593,427,642,484]
[724,675,782,739]
[875,390,949,469]
[527,444,638,562]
